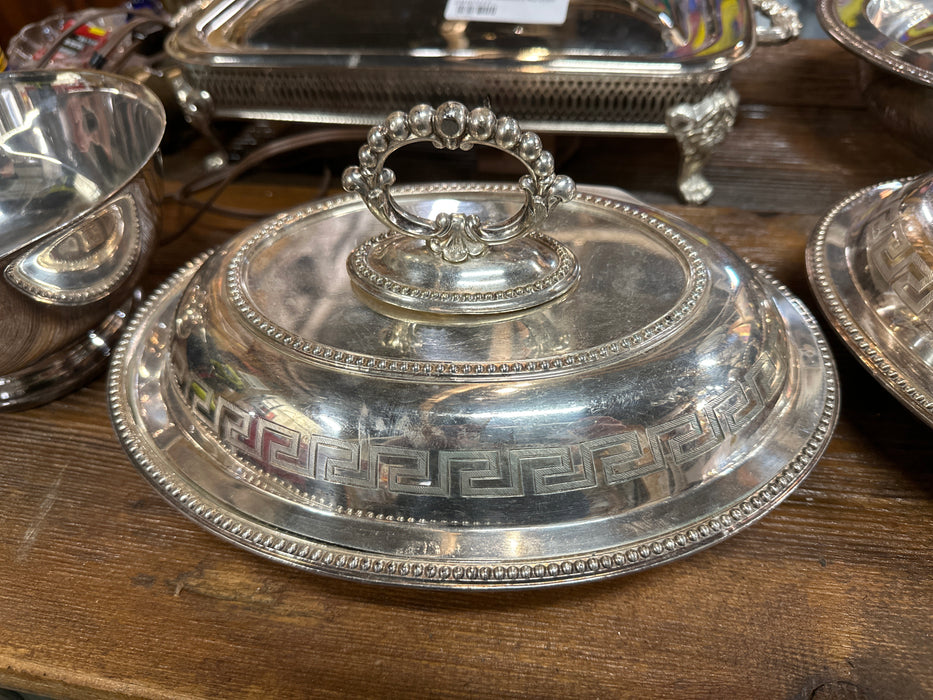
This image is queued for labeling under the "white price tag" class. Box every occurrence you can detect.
[444,0,570,25]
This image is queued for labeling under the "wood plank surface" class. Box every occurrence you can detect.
[0,40,931,699]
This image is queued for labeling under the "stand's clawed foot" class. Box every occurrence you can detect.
[666,89,739,205]
[678,174,715,206]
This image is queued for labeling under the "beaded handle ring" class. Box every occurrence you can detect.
[342,101,576,263]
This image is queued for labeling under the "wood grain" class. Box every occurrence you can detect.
[0,40,931,699]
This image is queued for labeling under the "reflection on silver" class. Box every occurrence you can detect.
[0,70,165,409]
[8,191,142,304]
[166,0,800,203]
[808,174,933,427]
[110,173,838,587]
[865,0,933,41]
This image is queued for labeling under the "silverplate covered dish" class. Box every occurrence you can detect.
[110,103,837,588]
[0,70,165,409]
[808,173,933,427]
[166,0,801,203]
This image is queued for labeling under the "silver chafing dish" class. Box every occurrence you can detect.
[818,0,933,154]
[165,0,801,203]
[0,70,165,410]
[808,173,933,427]
[110,103,837,588]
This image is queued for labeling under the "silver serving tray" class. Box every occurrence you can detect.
[166,0,800,203]
[808,174,933,427]
[818,0,933,86]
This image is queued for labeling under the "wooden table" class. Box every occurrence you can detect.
[1,40,931,699]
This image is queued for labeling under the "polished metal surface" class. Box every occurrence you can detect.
[166,0,800,203]
[808,174,933,427]
[0,70,165,409]
[110,121,837,586]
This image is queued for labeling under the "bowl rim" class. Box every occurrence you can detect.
[0,69,166,258]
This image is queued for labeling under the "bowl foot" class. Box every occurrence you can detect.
[0,292,139,411]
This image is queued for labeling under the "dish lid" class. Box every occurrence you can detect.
[167,0,757,74]
[808,173,933,427]
[818,0,933,86]
[110,103,838,588]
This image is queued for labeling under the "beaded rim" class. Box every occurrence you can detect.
[346,230,581,315]
[6,193,141,305]
[228,184,709,379]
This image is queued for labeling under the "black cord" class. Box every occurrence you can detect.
[34,8,169,69]
[163,128,366,243]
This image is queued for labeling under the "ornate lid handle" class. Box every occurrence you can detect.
[342,101,576,263]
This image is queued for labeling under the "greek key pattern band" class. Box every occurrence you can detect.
[867,210,933,325]
[181,352,780,499]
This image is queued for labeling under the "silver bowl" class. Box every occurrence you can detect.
[0,70,165,409]
[110,103,837,588]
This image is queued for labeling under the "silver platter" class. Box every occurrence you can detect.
[110,182,838,589]
[808,175,933,427]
